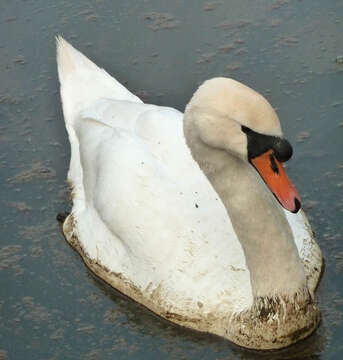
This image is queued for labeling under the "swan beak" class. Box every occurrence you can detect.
[251,149,301,213]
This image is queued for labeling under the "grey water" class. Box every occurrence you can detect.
[1,1,342,359]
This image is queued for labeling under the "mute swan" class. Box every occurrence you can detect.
[56,37,322,350]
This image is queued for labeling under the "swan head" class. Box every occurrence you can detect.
[184,77,301,213]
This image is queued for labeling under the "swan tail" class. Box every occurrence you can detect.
[56,36,142,209]
[56,36,142,125]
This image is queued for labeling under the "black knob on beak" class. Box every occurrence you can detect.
[273,138,293,163]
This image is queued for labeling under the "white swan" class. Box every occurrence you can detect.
[56,37,322,350]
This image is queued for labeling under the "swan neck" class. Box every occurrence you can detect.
[197,147,306,298]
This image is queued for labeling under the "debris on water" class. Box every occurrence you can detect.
[0,94,20,104]
[84,293,101,305]
[303,200,319,210]
[5,17,17,22]
[78,9,93,16]
[9,201,32,212]
[331,101,342,107]
[48,141,62,147]
[0,245,24,276]
[29,246,43,258]
[56,212,69,223]
[19,222,57,243]
[21,296,51,323]
[203,1,221,11]
[234,39,245,45]
[85,14,97,22]
[215,20,250,31]
[218,44,235,53]
[0,349,8,360]
[225,62,241,74]
[130,58,139,65]
[234,47,248,56]
[85,349,103,359]
[197,52,217,64]
[296,131,310,142]
[272,0,289,10]
[13,55,25,64]
[143,12,179,31]
[77,9,98,21]
[104,308,121,324]
[77,324,95,333]
[321,290,343,327]
[335,56,343,64]
[278,36,299,47]
[269,18,281,27]
[7,162,56,184]
[133,89,149,102]
[336,252,343,273]
[57,185,70,201]
[50,328,64,340]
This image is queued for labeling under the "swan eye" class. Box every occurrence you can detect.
[241,125,293,163]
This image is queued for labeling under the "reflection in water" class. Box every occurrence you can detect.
[1,0,343,359]
[88,268,328,360]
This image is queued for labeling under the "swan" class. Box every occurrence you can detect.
[56,36,322,350]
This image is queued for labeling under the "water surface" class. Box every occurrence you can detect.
[1,1,343,359]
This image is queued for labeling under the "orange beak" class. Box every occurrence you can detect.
[251,149,301,213]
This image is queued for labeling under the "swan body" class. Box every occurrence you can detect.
[56,37,322,349]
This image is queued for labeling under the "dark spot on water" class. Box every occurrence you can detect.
[143,12,179,31]
[218,44,235,54]
[0,245,24,275]
[272,0,289,10]
[13,55,25,64]
[278,36,299,47]
[5,17,17,22]
[197,53,217,64]
[104,308,121,324]
[296,131,311,142]
[134,89,149,101]
[9,201,32,212]
[0,349,9,360]
[85,14,98,22]
[77,324,95,334]
[8,162,56,184]
[234,47,248,56]
[57,212,69,223]
[335,56,343,65]
[203,2,220,11]
[29,246,43,258]
[269,18,282,27]
[303,200,319,210]
[50,328,64,340]
[225,62,241,74]
[215,20,251,31]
